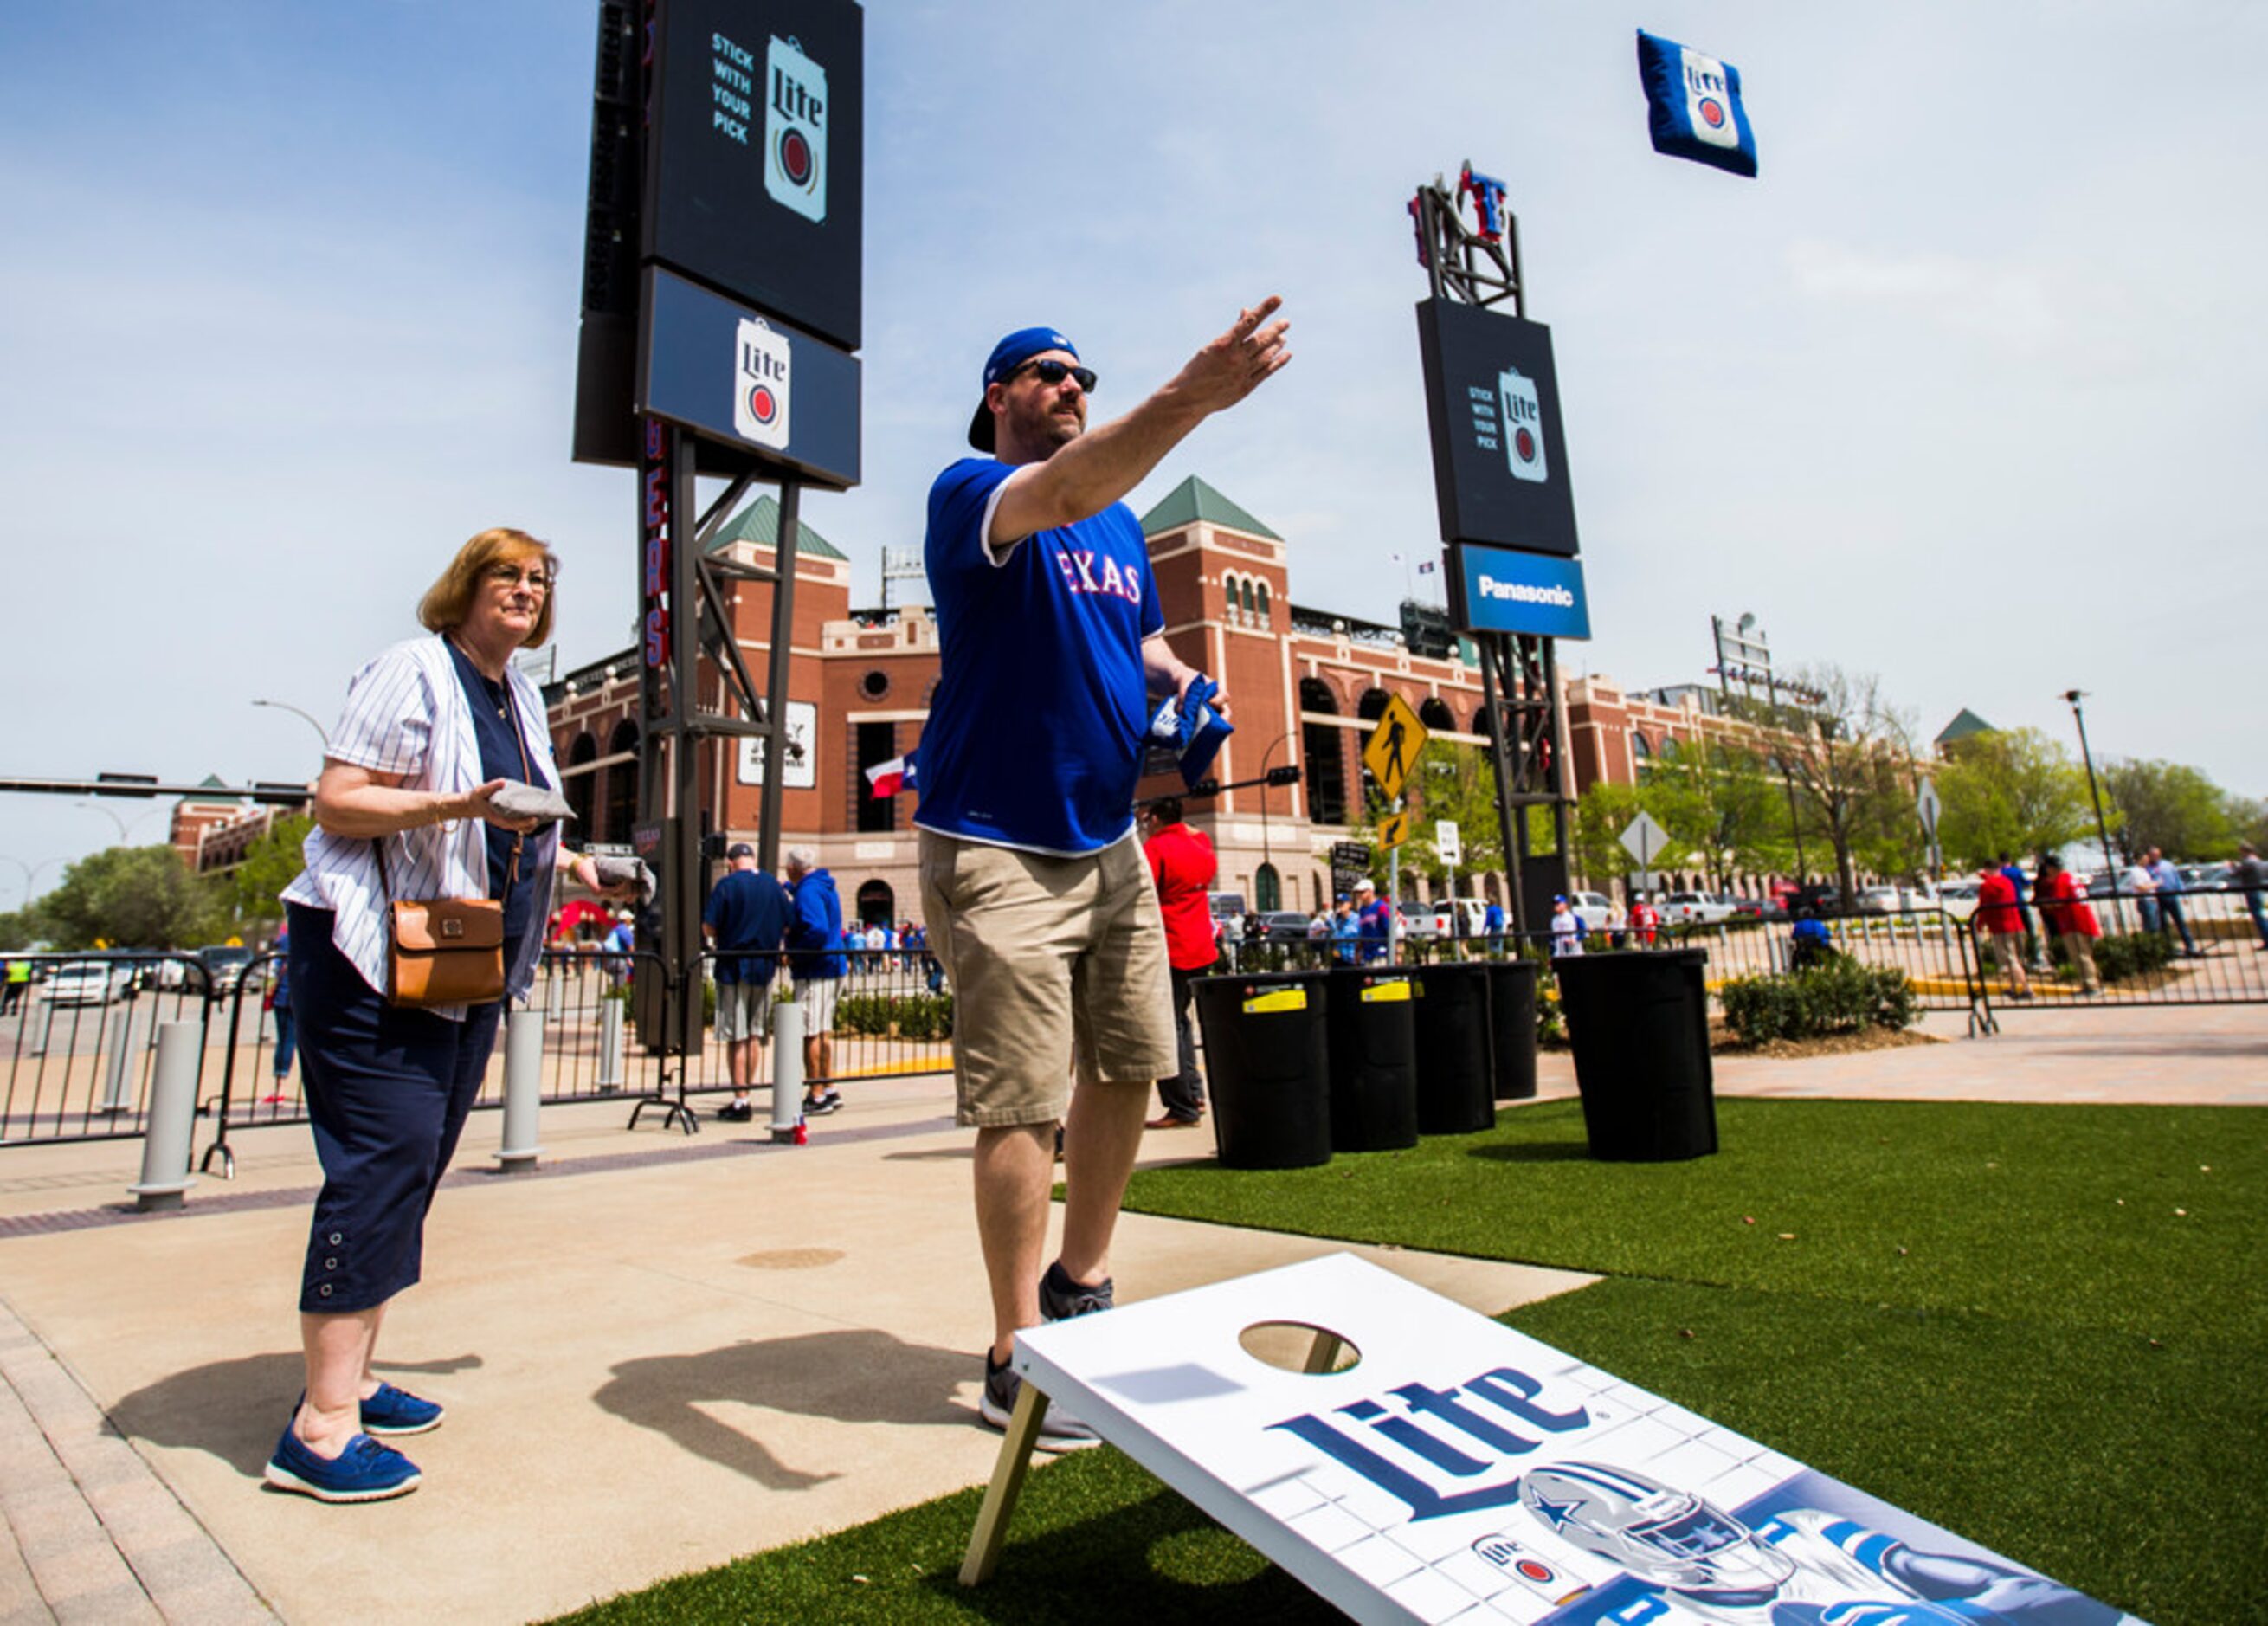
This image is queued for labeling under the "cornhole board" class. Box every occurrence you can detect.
[962,1254,2139,1624]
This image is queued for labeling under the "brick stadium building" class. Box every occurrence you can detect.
[538,477,1787,930]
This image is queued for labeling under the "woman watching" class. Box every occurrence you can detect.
[267,527,627,1502]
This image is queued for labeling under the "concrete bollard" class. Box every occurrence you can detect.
[128,1023,202,1211]
[494,1008,544,1172]
[770,997,804,1144]
[99,991,150,1113]
[545,965,566,1021]
[28,997,55,1058]
[596,997,625,1092]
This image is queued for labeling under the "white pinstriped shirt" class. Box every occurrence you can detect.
[281,635,563,1018]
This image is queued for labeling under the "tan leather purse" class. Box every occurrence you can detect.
[385,894,506,1008]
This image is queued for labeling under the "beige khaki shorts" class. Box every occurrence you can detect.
[918,829,1177,1128]
[713,978,774,1044]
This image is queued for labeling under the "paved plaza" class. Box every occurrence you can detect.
[1,1003,2260,1623]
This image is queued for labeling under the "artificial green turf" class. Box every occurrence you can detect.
[557,1099,2266,1623]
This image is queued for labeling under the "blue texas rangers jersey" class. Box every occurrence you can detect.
[917,457,1164,855]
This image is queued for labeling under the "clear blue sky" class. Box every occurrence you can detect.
[2,2,2260,897]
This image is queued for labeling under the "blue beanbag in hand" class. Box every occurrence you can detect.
[1637,29,1758,178]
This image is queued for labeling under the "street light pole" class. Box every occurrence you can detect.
[2,855,63,907]
[251,698,332,751]
[1257,731,1294,910]
[2062,690,2122,928]
[75,801,164,845]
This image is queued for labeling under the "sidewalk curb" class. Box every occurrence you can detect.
[0,1296,273,1624]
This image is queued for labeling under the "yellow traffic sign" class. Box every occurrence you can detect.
[1362,694,1428,802]
[1376,810,1410,852]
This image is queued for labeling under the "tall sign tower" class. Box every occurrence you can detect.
[573,0,864,1081]
[1408,165,1589,934]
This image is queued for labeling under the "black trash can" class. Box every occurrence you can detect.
[1324,965,1419,1152]
[1485,959,1539,1101]
[1190,971,1332,1169]
[1552,949,1717,1161]
[1411,961,1496,1135]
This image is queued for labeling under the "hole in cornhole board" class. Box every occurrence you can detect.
[1237,1320,1361,1374]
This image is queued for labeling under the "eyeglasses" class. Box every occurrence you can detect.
[1009,358,1097,394]
[486,564,554,593]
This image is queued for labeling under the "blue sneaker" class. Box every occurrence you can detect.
[360,1382,445,1436]
[264,1427,421,1502]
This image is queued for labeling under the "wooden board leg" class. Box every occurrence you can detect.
[1302,1332,1346,1375]
[959,1378,1051,1585]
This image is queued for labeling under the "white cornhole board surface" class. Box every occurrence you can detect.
[1013,1254,2138,1625]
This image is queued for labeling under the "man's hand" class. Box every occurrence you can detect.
[1165,298,1292,417]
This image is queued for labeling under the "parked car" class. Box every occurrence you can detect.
[195,945,255,995]
[1256,910,1316,945]
[1395,903,1438,941]
[44,961,130,1006]
[1657,891,1734,926]
[1934,879,1981,923]
[1568,891,1627,936]
[1206,892,1247,923]
[1717,894,1770,920]
[1432,897,1488,939]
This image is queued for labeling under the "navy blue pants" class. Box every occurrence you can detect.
[287,905,503,1315]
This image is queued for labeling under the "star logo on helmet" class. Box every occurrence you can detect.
[1529,1492,1581,1531]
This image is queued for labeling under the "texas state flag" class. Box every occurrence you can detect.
[865,751,918,799]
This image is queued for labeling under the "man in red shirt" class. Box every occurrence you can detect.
[1141,798,1217,1126]
[1973,863,2033,999]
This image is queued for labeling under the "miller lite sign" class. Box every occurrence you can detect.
[764,34,828,223]
[1498,367,1547,483]
[733,316,792,449]
[1636,29,1759,177]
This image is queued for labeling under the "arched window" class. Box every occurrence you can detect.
[1240,580,1257,616]
[564,733,598,831]
[1356,688,1391,722]
[1299,677,1348,826]
[1631,732,1653,762]
[855,879,895,929]
[1419,697,1455,732]
[602,719,640,842]
[1255,862,1280,911]
[1657,736,1681,761]
[1254,581,1271,624]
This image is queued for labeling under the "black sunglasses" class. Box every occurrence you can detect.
[1010,358,1097,393]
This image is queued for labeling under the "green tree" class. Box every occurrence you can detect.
[1645,741,1791,890]
[229,814,315,924]
[35,846,225,951]
[1569,782,1647,894]
[1934,727,2091,870]
[1743,664,1915,902]
[2102,759,2236,861]
[0,909,38,952]
[1402,744,1507,892]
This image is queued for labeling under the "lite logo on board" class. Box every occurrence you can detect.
[734,317,792,449]
[764,35,827,223]
[1497,367,1547,482]
[1267,1363,1589,1522]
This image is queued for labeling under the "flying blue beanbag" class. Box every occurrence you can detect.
[1636,29,1757,177]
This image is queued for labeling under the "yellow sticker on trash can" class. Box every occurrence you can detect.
[1242,987,1309,1015]
[1360,979,1412,1003]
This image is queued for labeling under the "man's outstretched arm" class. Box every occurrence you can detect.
[990,298,1292,546]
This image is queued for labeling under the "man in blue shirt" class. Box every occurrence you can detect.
[917,304,1292,1449]
[2143,846,2201,957]
[1353,878,1390,963]
[702,842,792,1124]
[783,848,847,1115]
[1483,898,1505,955]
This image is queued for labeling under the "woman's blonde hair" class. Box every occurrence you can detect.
[417,528,560,648]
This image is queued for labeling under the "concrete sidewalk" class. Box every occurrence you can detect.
[1,1003,2258,1623]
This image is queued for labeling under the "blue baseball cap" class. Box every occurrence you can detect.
[968,326,1079,451]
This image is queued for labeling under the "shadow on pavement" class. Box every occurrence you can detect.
[593,1328,976,1491]
[106,1351,483,1477]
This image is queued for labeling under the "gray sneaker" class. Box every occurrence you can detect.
[1040,1260,1113,1322]
[978,1355,1098,1452]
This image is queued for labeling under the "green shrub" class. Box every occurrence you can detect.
[834,991,954,1042]
[1720,959,1916,1045]
[2093,932,2175,984]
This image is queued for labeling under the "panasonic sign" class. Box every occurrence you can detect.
[1448,543,1591,641]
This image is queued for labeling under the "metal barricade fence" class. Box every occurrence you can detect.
[679,946,956,1108]
[1,951,215,1146]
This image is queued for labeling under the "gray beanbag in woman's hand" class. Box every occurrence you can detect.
[487,781,577,824]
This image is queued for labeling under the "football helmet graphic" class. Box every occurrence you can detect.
[1519,1462,1796,1592]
